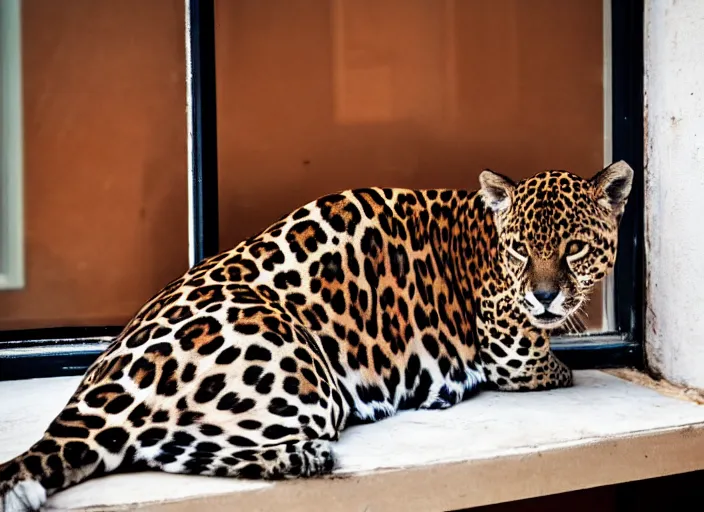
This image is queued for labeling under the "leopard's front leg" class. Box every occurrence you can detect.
[476,316,573,391]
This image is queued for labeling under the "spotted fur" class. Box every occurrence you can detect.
[0,161,633,511]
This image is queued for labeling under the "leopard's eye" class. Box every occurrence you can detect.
[507,242,528,263]
[565,240,589,261]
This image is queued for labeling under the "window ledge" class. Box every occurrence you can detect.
[2,370,704,511]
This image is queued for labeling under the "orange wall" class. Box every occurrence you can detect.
[0,0,604,330]
[216,0,604,249]
[0,0,189,330]
[215,0,605,326]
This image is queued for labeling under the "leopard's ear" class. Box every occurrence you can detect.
[479,169,515,213]
[590,160,634,218]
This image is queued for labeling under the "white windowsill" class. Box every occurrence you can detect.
[2,370,704,511]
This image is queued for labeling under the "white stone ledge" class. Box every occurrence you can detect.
[2,371,704,511]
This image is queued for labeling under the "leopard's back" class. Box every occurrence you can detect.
[90,187,486,428]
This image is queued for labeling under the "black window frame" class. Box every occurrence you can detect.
[0,0,644,380]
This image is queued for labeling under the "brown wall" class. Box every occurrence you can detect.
[0,0,605,331]
[215,0,605,327]
[0,0,189,330]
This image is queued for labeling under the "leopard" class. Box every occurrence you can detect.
[0,161,633,511]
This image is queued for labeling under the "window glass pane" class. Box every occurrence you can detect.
[0,0,189,330]
[216,0,607,331]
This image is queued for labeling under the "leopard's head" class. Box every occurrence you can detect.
[479,161,634,330]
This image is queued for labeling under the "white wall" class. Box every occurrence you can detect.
[645,0,704,387]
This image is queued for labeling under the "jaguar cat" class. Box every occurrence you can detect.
[0,161,633,511]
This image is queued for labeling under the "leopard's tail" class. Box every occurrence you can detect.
[0,452,46,512]
[0,430,108,512]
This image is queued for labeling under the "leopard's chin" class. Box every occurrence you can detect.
[529,311,567,330]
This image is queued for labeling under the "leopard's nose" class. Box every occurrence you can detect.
[533,290,558,307]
